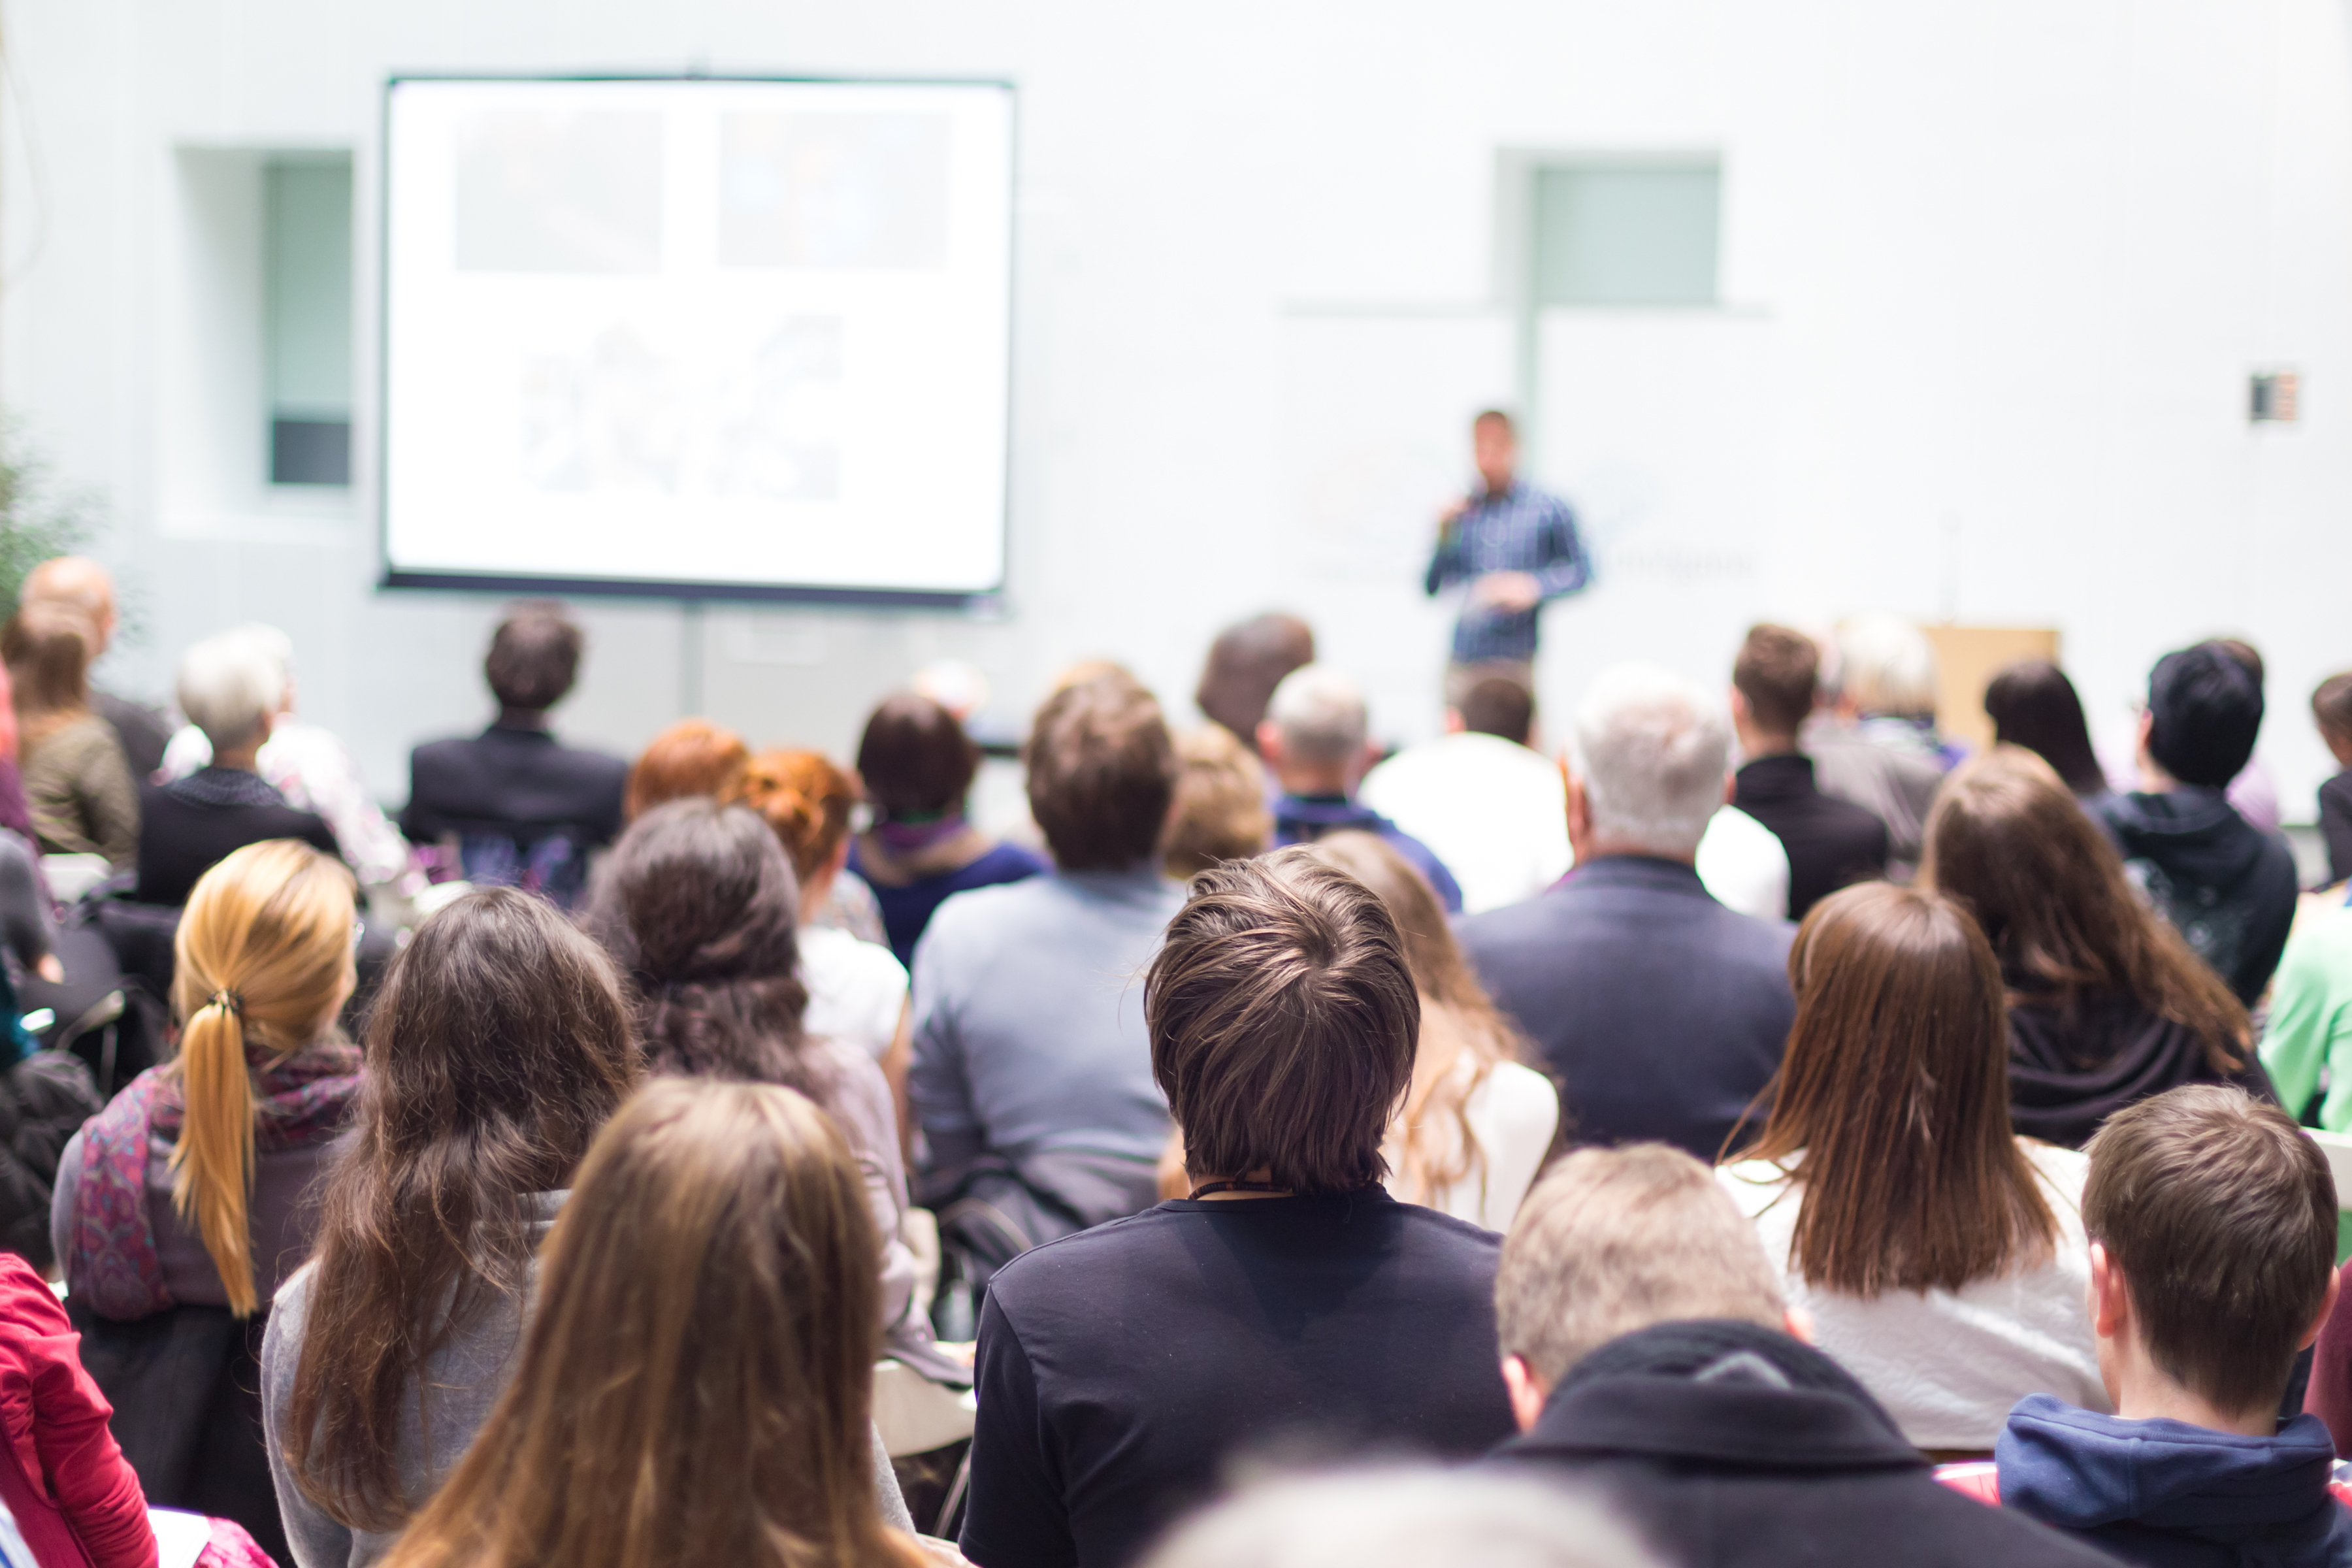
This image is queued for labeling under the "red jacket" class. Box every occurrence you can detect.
[0,1255,155,1568]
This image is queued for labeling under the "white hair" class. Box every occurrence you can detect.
[176,625,290,750]
[1833,613,1938,718]
[1265,663,1368,765]
[1571,664,1731,859]
[1142,1467,1661,1568]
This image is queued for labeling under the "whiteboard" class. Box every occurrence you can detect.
[380,77,1013,602]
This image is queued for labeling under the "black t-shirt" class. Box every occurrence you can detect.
[134,772,343,907]
[961,1189,1515,1568]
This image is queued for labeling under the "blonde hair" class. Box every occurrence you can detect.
[1164,725,1272,879]
[171,840,357,1315]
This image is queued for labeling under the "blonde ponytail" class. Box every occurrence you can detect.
[169,840,358,1317]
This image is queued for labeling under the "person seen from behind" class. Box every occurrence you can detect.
[1192,612,1314,757]
[1983,659,2114,809]
[5,602,138,868]
[1728,623,1889,920]
[1258,663,1463,912]
[1160,725,1270,881]
[2312,672,2352,889]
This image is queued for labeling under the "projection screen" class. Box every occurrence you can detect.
[380,76,1013,603]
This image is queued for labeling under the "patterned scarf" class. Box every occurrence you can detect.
[69,1039,362,1320]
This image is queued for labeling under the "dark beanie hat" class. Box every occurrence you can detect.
[2146,643,2264,789]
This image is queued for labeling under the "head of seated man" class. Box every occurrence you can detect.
[1256,662,1377,802]
[2136,641,2263,794]
[1565,663,1733,868]
[484,602,583,728]
[1990,1085,2349,1563]
[176,626,289,772]
[1448,675,1537,748]
[1195,612,1314,756]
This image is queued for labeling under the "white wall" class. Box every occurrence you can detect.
[3,0,2349,815]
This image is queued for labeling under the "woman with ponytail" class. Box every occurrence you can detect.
[50,839,363,1559]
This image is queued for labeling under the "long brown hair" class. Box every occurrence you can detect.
[1737,882,2057,1296]
[1923,746,2247,1071]
[3,602,96,745]
[378,1079,919,1568]
[1299,831,1532,1201]
[171,840,357,1315]
[283,889,640,1531]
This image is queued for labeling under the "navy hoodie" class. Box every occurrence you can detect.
[1271,794,1465,911]
[1999,1394,2352,1566]
[2096,789,2298,1006]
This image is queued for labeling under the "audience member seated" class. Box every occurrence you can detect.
[0,1250,275,1568]
[1984,659,2115,808]
[733,750,912,1103]
[54,842,363,1560]
[1925,748,2270,1148]
[160,625,418,899]
[2262,902,2352,1133]
[21,557,171,781]
[961,850,1516,1568]
[0,1039,98,1275]
[373,1080,923,1568]
[1162,725,1270,879]
[402,603,627,909]
[1259,664,1463,912]
[1484,1145,2116,1568]
[1360,677,1567,915]
[2312,672,2352,887]
[137,628,342,907]
[622,715,748,821]
[2212,637,2285,834]
[1193,611,1315,755]
[1980,1086,2348,1565]
[911,673,1184,1306]
[583,798,924,1349]
[263,889,636,1568]
[848,691,1048,966]
[1729,623,1890,919]
[1300,832,1558,1230]
[6,603,137,868]
[1803,613,1950,877]
[2095,642,2298,1005]
[1143,1468,1659,1568]
[1718,883,2108,1450]
[1457,664,1794,1160]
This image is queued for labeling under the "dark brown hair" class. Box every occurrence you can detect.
[2084,1085,2335,1414]
[1458,678,1535,746]
[855,693,977,821]
[2313,672,2352,743]
[583,800,822,1093]
[1732,624,1818,736]
[625,719,749,821]
[3,601,95,740]
[285,889,640,1529]
[485,604,583,713]
[1739,882,2057,1296]
[1194,613,1315,751]
[1026,671,1179,872]
[731,750,860,885]
[1149,847,1418,1193]
[1923,747,2247,1072]
[378,1079,917,1568]
[1982,660,2107,794]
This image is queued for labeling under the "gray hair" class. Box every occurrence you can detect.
[1265,663,1368,765]
[1142,1467,1662,1568]
[1570,664,1729,858]
[1834,613,1938,717]
[176,625,291,750]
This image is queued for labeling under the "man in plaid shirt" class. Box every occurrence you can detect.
[1424,410,1592,702]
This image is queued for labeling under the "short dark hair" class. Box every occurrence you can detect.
[2083,1085,2335,1414]
[1732,624,1819,736]
[855,693,979,821]
[2313,672,2352,742]
[1195,614,1315,751]
[1148,848,1418,1193]
[485,603,583,712]
[1458,678,1535,745]
[2146,642,2264,788]
[1024,672,1178,871]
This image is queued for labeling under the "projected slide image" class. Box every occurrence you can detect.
[456,112,664,273]
[721,114,950,269]
[519,316,843,500]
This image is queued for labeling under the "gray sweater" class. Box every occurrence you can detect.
[260,1192,911,1568]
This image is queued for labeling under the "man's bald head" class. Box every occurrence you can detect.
[21,558,116,652]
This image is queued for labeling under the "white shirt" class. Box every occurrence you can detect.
[801,924,910,1060]
[1399,1057,1561,1232]
[1361,734,1570,915]
[1718,1140,2110,1450]
[163,720,419,892]
[1694,806,1792,923]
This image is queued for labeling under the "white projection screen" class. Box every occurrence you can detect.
[381,77,1013,603]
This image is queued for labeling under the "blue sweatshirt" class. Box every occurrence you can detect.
[1271,794,1465,913]
[1997,1394,2352,1566]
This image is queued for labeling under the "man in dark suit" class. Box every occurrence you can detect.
[1456,663,1793,1161]
[1729,623,1889,921]
[403,603,627,908]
